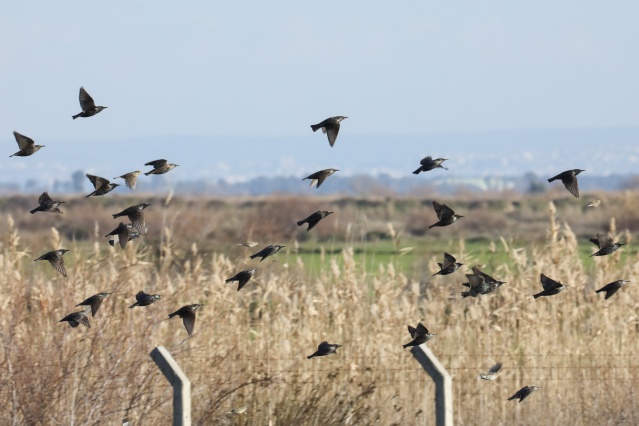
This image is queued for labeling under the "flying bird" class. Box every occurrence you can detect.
[10,131,44,157]
[303,168,339,188]
[250,245,285,262]
[86,174,120,197]
[114,171,141,190]
[112,203,151,236]
[533,273,567,299]
[59,311,91,328]
[429,201,464,229]
[589,233,625,257]
[413,156,448,175]
[144,159,179,176]
[34,249,69,277]
[105,222,138,249]
[595,280,630,300]
[169,304,202,336]
[479,362,503,381]
[30,192,64,214]
[403,322,435,348]
[432,252,463,276]
[508,386,540,403]
[72,87,107,119]
[548,169,584,198]
[237,241,259,248]
[310,116,347,147]
[225,268,257,291]
[297,210,333,231]
[587,200,601,208]
[307,341,342,359]
[76,292,111,317]
[461,266,506,298]
[129,291,161,308]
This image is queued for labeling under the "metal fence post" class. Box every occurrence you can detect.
[150,346,191,426]
[410,344,453,426]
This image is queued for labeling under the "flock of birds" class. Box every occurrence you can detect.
[15,95,628,408]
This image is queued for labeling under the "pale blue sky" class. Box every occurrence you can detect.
[1,2,638,184]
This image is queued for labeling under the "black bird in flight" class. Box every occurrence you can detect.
[34,249,69,277]
[114,171,141,190]
[548,169,584,198]
[250,245,285,261]
[76,292,111,317]
[30,192,64,214]
[225,268,257,291]
[144,159,179,176]
[105,222,138,249]
[86,174,120,197]
[589,233,625,257]
[533,273,567,299]
[311,116,347,147]
[307,341,342,359]
[297,210,333,231]
[432,252,463,276]
[72,87,107,119]
[10,131,44,157]
[129,291,162,308]
[595,280,630,300]
[303,168,339,188]
[112,203,151,236]
[403,322,435,348]
[59,311,91,328]
[508,386,540,403]
[479,362,503,381]
[429,201,464,229]
[169,304,202,336]
[413,156,448,175]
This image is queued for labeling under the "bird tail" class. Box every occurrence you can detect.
[402,343,411,349]
[307,355,314,359]
[507,395,517,401]
[296,220,305,226]
[413,167,423,175]
[144,171,153,176]
[225,278,233,283]
[249,254,258,259]
[547,177,556,183]
[428,224,436,229]
[310,124,321,132]
[128,302,138,308]
[29,207,40,214]
[72,113,81,120]
[594,289,603,294]
[533,292,543,299]
[168,313,177,318]
[461,291,470,299]
[112,213,122,219]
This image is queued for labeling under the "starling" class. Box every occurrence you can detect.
[129,290,161,308]
[30,192,65,214]
[508,385,540,403]
[595,280,630,300]
[144,159,179,176]
[59,311,91,328]
[307,341,342,359]
[72,87,107,119]
[86,174,120,197]
[589,233,625,257]
[303,168,339,188]
[461,275,492,299]
[403,322,436,348]
[34,249,69,277]
[548,169,584,198]
[479,362,503,381]
[432,252,463,276]
[310,116,347,147]
[429,201,464,229]
[112,203,151,236]
[587,200,601,208]
[10,131,44,157]
[250,244,285,261]
[237,241,259,248]
[114,171,141,190]
[168,304,202,336]
[227,406,248,415]
[225,268,257,291]
[533,273,567,299]
[413,156,448,175]
[297,210,334,231]
[105,222,138,249]
[76,292,111,317]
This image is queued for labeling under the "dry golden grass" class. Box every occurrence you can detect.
[0,195,638,425]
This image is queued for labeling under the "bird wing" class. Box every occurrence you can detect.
[49,256,67,277]
[118,224,131,249]
[561,175,580,198]
[88,296,104,316]
[488,362,503,375]
[596,233,613,249]
[39,192,53,205]
[326,122,340,147]
[438,204,455,220]
[79,87,96,111]
[13,131,35,150]
[540,273,561,291]
[86,174,109,190]
[135,291,147,302]
[182,311,196,336]
[415,322,429,336]
[317,341,331,352]
[407,325,417,338]
[76,313,91,328]
[145,159,168,168]
[129,210,146,236]
[432,201,444,219]
[589,237,601,248]
[472,266,496,283]
[467,274,485,288]
[123,172,139,189]
[316,171,329,188]
[442,252,456,269]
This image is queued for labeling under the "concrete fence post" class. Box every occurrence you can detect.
[410,344,453,426]
[150,346,191,426]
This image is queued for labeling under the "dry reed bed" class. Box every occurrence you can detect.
[0,201,638,425]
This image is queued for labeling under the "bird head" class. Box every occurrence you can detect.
[248,268,258,274]
[575,169,585,175]
[140,203,151,209]
[112,183,121,188]
[97,106,108,112]
[328,169,339,175]
[191,304,203,311]
[335,116,348,122]
[454,214,464,219]
[60,249,70,254]
[99,292,112,297]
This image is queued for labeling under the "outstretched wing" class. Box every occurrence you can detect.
[561,175,579,198]
[39,192,53,205]
[145,159,168,168]
[540,273,561,291]
[79,87,96,111]
[13,131,35,151]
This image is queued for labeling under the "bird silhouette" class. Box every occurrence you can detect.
[311,116,347,147]
[548,169,584,198]
[72,87,107,119]
[307,341,342,359]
